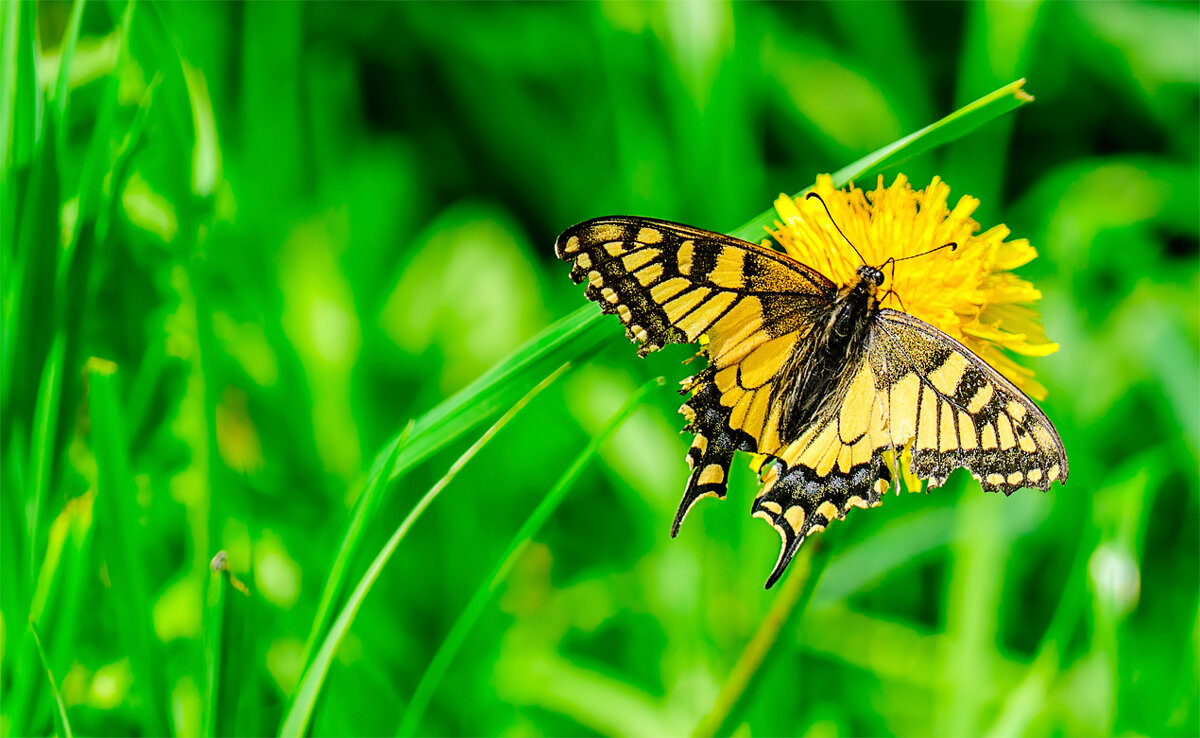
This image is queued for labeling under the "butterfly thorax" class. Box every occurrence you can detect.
[776,266,884,443]
[830,266,885,340]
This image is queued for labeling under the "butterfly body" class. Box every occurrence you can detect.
[556,215,1068,587]
[776,265,884,443]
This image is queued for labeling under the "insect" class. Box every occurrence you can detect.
[555,198,1069,587]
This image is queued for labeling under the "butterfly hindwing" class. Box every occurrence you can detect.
[754,456,892,587]
[868,309,1069,493]
[672,372,755,536]
[739,310,1069,585]
[750,360,896,585]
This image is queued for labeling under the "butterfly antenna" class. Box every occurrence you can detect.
[880,242,957,309]
[891,241,958,263]
[806,192,867,266]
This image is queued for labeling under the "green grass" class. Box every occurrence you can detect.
[281,365,568,737]
[28,622,73,738]
[2,2,1197,737]
[395,376,663,736]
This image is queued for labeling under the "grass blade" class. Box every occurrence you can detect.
[396,376,665,736]
[87,359,168,736]
[0,0,22,188]
[379,305,608,483]
[833,79,1033,186]
[290,309,607,713]
[26,333,65,585]
[204,550,253,738]
[985,506,1092,737]
[25,494,95,738]
[61,0,136,284]
[691,543,831,737]
[202,555,228,738]
[29,490,94,625]
[28,622,73,738]
[728,79,1034,243]
[51,0,86,161]
[3,0,40,168]
[296,422,413,688]
[279,364,569,738]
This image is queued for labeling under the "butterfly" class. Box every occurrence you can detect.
[555,209,1069,587]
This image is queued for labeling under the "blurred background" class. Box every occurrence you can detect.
[3,2,1197,736]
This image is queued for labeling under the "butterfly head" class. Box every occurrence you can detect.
[857,265,885,288]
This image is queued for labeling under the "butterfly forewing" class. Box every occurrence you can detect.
[556,217,833,355]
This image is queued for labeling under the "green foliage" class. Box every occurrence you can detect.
[2,3,1197,737]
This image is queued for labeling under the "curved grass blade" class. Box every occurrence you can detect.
[378,305,608,483]
[395,377,665,736]
[279,364,569,738]
[294,308,606,706]
[326,77,1035,576]
[729,79,1034,243]
[28,622,73,738]
[295,422,413,685]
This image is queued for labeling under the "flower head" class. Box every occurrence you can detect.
[770,173,1057,399]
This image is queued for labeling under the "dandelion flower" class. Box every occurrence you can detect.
[771,174,1058,399]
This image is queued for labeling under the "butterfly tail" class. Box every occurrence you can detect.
[671,431,734,538]
[672,373,754,537]
[752,456,892,588]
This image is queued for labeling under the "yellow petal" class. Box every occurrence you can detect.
[990,235,1037,270]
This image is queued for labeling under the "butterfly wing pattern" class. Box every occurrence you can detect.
[555,216,836,529]
[754,309,1069,585]
[556,216,1068,587]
